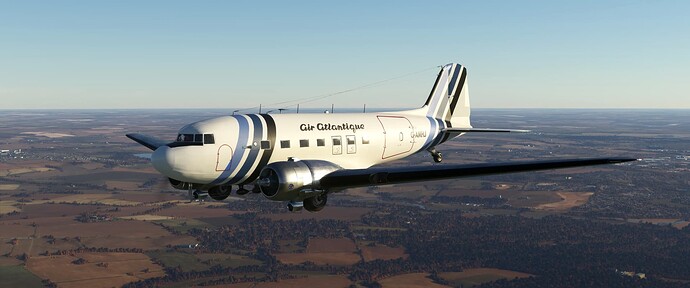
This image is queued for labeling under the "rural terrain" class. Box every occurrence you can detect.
[0,109,688,287]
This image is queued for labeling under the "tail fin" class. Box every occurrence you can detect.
[423,63,471,128]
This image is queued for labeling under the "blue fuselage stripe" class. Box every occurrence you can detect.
[211,115,249,185]
[227,114,263,184]
[420,117,437,151]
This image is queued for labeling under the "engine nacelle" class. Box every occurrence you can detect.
[257,160,341,201]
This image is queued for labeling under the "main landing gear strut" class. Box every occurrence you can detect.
[428,147,443,163]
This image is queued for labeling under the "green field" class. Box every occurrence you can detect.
[0,265,44,288]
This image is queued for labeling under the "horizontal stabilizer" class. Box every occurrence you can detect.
[126,133,167,151]
[443,128,531,133]
[319,158,637,191]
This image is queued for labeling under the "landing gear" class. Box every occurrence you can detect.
[236,185,250,195]
[191,190,208,201]
[428,148,443,163]
[208,185,231,201]
[287,201,303,212]
[304,194,328,212]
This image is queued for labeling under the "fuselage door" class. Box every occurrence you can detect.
[377,116,414,159]
[216,144,233,171]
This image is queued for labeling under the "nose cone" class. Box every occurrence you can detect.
[151,146,175,176]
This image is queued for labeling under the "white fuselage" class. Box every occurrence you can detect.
[150,108,455,186]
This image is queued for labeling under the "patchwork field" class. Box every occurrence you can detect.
[378,273,450,288]
[359,244,407,262]
[438,268,533,287]
[276,237,361,265]
[534,192,593,211]
[27,252,164,288]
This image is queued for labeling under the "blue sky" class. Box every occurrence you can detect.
[1,0,688,109]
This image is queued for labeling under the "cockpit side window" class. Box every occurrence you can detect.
[204,134,215,144]
[194,134,203,143]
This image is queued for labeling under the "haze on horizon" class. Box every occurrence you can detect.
[1,1,689,110]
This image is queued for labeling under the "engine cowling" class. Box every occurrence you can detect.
[257,160,342,201]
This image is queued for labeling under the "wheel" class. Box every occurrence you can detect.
[208,186,231,200]
[433,152,443,163]
[304,194,328,212]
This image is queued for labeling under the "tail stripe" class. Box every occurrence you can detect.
[423,69,444,106]
[448,67,468,116]
[426,68,450,118]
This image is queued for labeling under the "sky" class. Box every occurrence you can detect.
[1,0,689,109]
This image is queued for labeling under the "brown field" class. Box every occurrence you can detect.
[0,200,21,214]
[263,207,372,221]
[359,244,408,262]
[119,214,175,221]
[12,203,107,218]
[439,268,533,287]
[0,221,36,238]
[47,194,140,206]
[379,273,450,288]
[155,204,239,218]
[0,167,54,177]
[27,237,83,257]
[275,237,361,265]
[534,192,593,211]
[506,191,564,208]
[27,252,164,288]
[307,237,357,253]
[0,184,20,191]
[105,180,142,190]
[628,218,690,229]
[274,252,360,266]
[13,217,197,250]
[220,275,353,288]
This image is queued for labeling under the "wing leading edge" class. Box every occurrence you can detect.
[126,133,168,151]
[319,158,636,192]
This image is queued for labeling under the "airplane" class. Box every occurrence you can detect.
[127,63,635,212]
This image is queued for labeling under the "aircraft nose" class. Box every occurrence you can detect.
[151,145,175,176]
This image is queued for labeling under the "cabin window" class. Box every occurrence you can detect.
[260,140,271,150]
[331,136,342,155]
[280,140,290,148]
[346,135,356,154]
[204,134,215,144]
[300,139,309,148]
[361,136,369,144]
[317,139,325,147]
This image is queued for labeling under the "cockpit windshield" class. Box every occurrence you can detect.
[172,133,215,147]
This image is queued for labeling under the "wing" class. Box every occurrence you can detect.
[443,128,531,133]
[126,133,168,151]
[319,158,636,191]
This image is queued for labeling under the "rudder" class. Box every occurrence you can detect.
[423,63,471,128]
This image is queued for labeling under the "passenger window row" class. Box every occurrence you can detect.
[278,136,369,149]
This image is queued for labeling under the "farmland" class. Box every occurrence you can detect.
[0,109,688,287]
